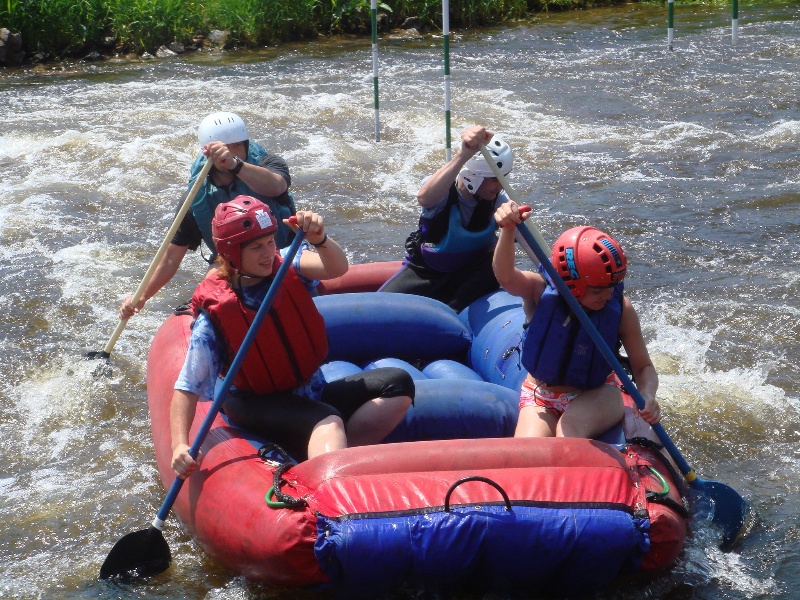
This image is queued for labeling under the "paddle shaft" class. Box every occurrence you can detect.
[152,230,306,528]
[100,159,213,357]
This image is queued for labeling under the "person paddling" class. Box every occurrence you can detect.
[492,202,662,439]
[379,125,514,312]
[170,196,414,477]
[119,111,296,320]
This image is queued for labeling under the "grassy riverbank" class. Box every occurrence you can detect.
[1,0,627,63]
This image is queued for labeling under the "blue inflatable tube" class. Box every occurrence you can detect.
[385,379,519,442]
[460,291,527,391]
[315,292,472,365]
[422,359,484,381]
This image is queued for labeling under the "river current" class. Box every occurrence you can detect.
[1,2,798,598]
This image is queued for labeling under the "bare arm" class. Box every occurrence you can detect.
[619,297,661,424]
[287,211,349,281]
[204,141,288,197]
[492,202,543,319]
[170,389,201,479]
[235,160,288,197]
[118,243,188,319]
[417,126,494,208]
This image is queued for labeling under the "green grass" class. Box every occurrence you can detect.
[105,0,205,54]
[3,0,109,55]
[0,0,630,60]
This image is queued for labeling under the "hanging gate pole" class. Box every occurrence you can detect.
[442,0,452,161]
[731,0,739,44]
[371,0,380,141]
[667,0,675,50]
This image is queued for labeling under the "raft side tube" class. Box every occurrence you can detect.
[316,261,403,294]
[315,292,472,364]
[292,436,630,493]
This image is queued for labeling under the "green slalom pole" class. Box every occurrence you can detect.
[667,0,674,50]
[442,0,452,161]
[371,0,380,141]
[731,0,739,45]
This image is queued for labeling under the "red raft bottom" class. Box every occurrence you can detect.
[147,311,687,595]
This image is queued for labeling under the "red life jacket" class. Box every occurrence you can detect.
[191,259,328,394]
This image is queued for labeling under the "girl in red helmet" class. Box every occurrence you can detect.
[170,196,414,479]
[492,201,661,439]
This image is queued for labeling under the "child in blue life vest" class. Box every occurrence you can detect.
[170,196,414,478]
[492,202,662,439]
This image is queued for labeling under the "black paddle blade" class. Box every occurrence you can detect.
[84,352,113,377]
[100,526,171,580]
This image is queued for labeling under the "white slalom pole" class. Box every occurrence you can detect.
[371,0,380,141]
[442,0,452,161]
[667,0,674,51]
[731,0,739,45]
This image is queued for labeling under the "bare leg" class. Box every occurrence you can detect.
[346,395,413,446]
[557,385,624,439]
[514,404,558,438]
[307,415,347,459]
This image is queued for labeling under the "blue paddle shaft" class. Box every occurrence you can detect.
[155,231,306,525]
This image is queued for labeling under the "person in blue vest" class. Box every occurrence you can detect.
[119,111,296,319]
[378,125,514,312]
[493,202,662,439]
[170,197,414,477]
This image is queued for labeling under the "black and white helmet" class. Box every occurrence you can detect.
[457,136,514,194]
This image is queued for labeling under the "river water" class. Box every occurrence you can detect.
[1,1,798,598]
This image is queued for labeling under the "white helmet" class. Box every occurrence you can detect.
[197,112,249,146]
[457,135,514,195]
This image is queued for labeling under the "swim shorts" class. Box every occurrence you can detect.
[519,373,618,415]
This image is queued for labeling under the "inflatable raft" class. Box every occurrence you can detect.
[146,263,688,597]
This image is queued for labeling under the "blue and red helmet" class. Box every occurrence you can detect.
[551,226,627,299]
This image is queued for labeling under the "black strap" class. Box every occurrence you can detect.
[271,461,307,510]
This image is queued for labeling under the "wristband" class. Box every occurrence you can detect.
[228,156,244,175]
[310,234,328,248]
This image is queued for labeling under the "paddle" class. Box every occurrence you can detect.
[86,158,213,362]
[480,146,750,550]
[99,227,306,579]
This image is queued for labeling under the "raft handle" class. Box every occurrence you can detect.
[444,476,512,513]
[646,466,670,497]
[265,486,291,509]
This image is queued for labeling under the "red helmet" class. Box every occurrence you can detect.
[551,226,627,299]
[212,196,278,272]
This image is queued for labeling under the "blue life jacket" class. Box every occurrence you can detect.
[188,141,296,251]
[412,183,498,272]
[520,270,624,388]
